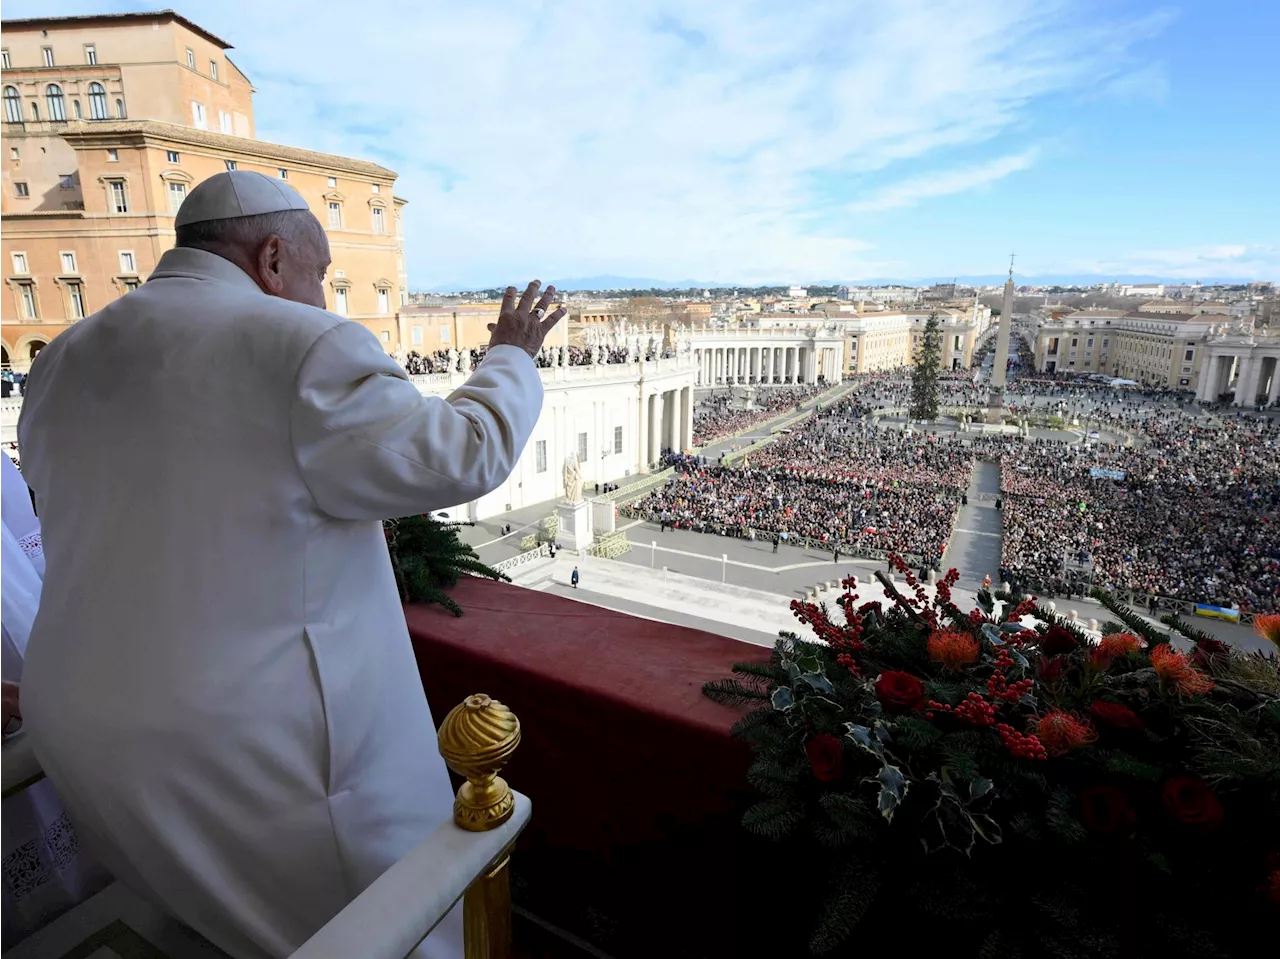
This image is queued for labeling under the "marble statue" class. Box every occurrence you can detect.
[459,348,472,373]
[593,346,602,366]
[447,347,458,372]
[558,345,567,368]
[562,453,583,505]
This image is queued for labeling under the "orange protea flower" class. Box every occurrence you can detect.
[928,629,980,670]
[1151,644,1215,696]
[1031,710,1097,757]
[1253,613,1280,651]
[1093,632,1143,667]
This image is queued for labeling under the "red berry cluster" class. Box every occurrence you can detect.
[995,723,1048,760]
[968,608,988,626]
[1012,597,1039,618]
[928,692,997,726]
[933,567,961,607]
[986,648,1034,703]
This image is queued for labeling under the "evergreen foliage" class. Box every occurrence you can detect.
[383,514,507,616]
[908,311,943,420]
[704,555,1280,955]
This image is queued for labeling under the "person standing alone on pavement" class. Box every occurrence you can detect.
[571,567,580,588]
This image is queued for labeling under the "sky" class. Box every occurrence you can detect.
[8,0,1279,288]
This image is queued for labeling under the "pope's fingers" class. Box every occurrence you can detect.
[533,285,557,315]
[501,286,517,313]
[487,323,497,332]
[540,307,567,335]
[517,280,541,314]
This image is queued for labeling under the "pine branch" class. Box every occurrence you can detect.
[1089,589,1172,647]
[703,678,771,707]
[808,861,880,955]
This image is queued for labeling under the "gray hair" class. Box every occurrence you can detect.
[175,210,321,253]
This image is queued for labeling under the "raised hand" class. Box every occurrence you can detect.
[487,281,566,359]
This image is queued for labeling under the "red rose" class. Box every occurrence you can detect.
[1038,626,1080,656]
[875,670,925,713]
[806,733,844,782]
[1162,775,1224,830]
[1079,785,1134,834]
[1089,700,1145,730]
[1191,638,1231,670]
[1037,655,1065,681]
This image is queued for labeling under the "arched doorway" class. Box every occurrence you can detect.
[27,340,46,362]
[0,343,9,368]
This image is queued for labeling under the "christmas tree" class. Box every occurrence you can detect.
[909,311,942,421]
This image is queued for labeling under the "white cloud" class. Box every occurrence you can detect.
[1071,245,1280,280]
[846,149,1039,213]
[162,0,1174,285]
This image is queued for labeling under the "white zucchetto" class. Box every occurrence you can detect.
[175,171,311,228]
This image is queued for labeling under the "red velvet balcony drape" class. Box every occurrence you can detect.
[408,578,778,957]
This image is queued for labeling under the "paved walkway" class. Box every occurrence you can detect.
[945,461,1003,583]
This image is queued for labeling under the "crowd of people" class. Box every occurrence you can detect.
[998,407,1279,612]
[691,384,827,445]
[398,343,671,375]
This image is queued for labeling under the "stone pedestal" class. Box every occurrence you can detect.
[984,387,1005,425]
[591,498,616,535]
[557,499,594,552]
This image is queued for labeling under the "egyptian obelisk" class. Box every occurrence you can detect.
[986,256,1015,423]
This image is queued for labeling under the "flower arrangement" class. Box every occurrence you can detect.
[704,555,1280,956]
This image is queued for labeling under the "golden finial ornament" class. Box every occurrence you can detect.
[438,694,521,832]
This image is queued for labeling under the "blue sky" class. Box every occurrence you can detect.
[9,1,1278,287]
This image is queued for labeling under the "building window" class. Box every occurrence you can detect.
[439,326,450,343]
[380,331,390,343]
[1,51,9,69]
[122,279,140,292]
[115,98,126,118]
[119,250,136,273]
[535,440,547,473]
[46,84,66,121]
[43,47,55,67]
[9,147,17,160]
[209,60,219,81]
[377,288,389,314]
[108,180,128,213]
[107,148,119,162]
[577,432,588,462]
[73,99,82,119]
[60,252,77,273]
[614,425,623,454]
[88,82,108,119]
[85,44,97,65]
[411,326,423,345]
[68,282,86,319]
[166,150,180,163]
[219,110,232,134]
[371,183,380,194]
[327,176,337,187]
[1184,348,1194,361]
[14,181,29,198]
[168,181,187,213]
[1086,337,1094,347]
[278,168,288,180]
[3,86,20,123]
[334,287,348,315]
[371,207,385,234]
[19,282,38,318]
[191,101,206,129]
[12,252,29,274]
[327,202,342,229]
[186,48,195,69]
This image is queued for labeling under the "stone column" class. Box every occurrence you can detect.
[1268,358,1280,406]
[681,386,694,450]
[1231,355,1250,406]
[649,392,663,465]
[637,390,648,473]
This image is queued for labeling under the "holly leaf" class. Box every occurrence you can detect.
[982,624,1006,646]
[999,621,1025,633]
[872,763,908,822]
[969,813,1003,847]
[771,686,794,711]
[1008,646,1030,669]
[799,671,835,695]
[977,590,995,614]
[845,723,883,759]
[873,720,894,744]
[969,777,994,803]
[795,652,824,675]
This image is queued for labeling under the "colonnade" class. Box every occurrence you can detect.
[1195,346,1280,406]
[693,344,843,387]
[637,384,695,464]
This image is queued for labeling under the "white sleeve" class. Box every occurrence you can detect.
[290,323,542,521]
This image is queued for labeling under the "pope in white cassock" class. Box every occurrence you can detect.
[16,171,565,958]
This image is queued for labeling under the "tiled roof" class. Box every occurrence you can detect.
[0,9,233,50]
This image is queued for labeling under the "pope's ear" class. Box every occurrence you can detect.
[254,235,286,295]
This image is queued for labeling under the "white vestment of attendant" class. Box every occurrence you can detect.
[17,248,544,959]
[2,453,110,946]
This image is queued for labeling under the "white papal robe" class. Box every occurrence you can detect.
[17,248,543,958]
